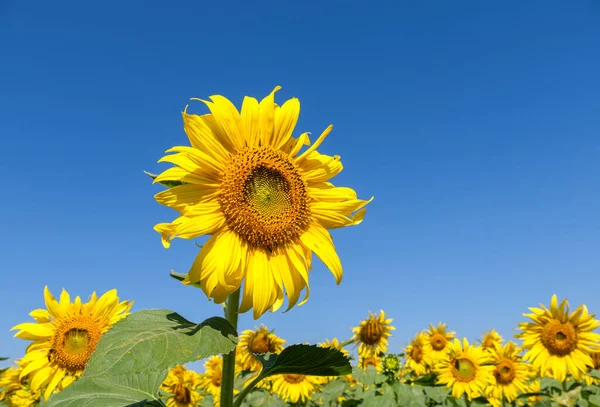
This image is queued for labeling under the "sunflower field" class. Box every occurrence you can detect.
[2,88,600,407]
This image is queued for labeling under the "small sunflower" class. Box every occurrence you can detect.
[318,337,350,358]
[351,310,395,358]
[0,361,41,407]
[485,342,532,407]
[481,329,503,351]
[9,387,42,407]
[583,351,600,385]
[153,87,372,319]
[516,294,600,382]
[199,355,240,406]
[405,332,432,376]
[435,338,494,400]
[270,373,321,403]
[359,354,383,372]
[161,365,202,407]
[11,287,132,400]
[424,322,456,363]
[0,364,23,403]
[237,325,286,372]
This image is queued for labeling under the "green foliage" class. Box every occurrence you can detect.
[43,310,237,407]
[253,345,352,378]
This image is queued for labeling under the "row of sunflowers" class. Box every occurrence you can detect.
[2,288,600,406]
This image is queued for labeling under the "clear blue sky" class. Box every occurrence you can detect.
[1,1,599,367]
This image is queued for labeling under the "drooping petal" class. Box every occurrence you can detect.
[300,151,343,183]
[310,197,373,229]
[299,223,343,284]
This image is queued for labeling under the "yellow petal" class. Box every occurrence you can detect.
[182,110,230,161]
[153,166,218,186]
[272,97,300,149]
[44,367,66,400]
[258,86,282,146]
[310,197,373,229]
[307,182,357,201]
[296,125,333,163]
[299,223,343,284]
[300,151,343,183]
[241,96,260,147]
[198,95,243,153]
[44,286,65,319]
[12,322,54,340]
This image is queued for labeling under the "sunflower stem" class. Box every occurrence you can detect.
[340,338,355,347]
[221,289,241,407]
[463,393,471,407]
[233,373,264,407]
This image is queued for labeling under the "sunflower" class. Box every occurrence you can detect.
[435,338,494,400]
[0,362,41,407]
[405,332,432,376]
[199,355,240,406]
[583,351,600,385]
[485,342,532,407]
[516,294,600,382]
[423,322,456,363]
[153,87,372,319]
[270,373,321,403]
[11,286,132,400]
[0,364,23,402]
[161,365,202,407]
[359,354,383,372]
[318,337,350,358]
[351,310,395,358]
[481,329,503,351]
[237,325,286,372]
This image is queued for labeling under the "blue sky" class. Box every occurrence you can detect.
[1,1,600,368]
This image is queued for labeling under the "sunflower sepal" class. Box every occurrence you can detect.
[144,170,186,189]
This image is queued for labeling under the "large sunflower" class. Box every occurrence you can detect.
[270,373,321,403]
[485,342,532,407]
[11,287,132,400]
[405,332,432,376]
[237,325,286,372]
[435,338,494,400]
[516,294,600,382]
[153,87,372,319]
[351,310,395,358]
[161,365,202,407]
[423,322,456,363]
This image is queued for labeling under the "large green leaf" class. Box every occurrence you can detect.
[45,310,237,407]
[41,371,167,407]
[84,309,237,377]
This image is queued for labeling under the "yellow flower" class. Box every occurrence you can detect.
[0,365,22,402]
[481,329,503,351]
[423,322,456,363]
[161,365,202,407]
[351,310,395,358]
[199,356,240,406]
[11,287,132,400]
[405,332,432,376]
[237,325,286,372]
[153,87,372,319]
[516,294,600,382]
[485,342,532,407]
[435,338,494,400]
[359,355,383,372]
[583,351,600,385]
[270,373,321,403]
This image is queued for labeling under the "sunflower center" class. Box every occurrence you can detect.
[211,372,222,388]
[430,333,447,351]
[50,316,102,371]
[494,360,516,384]
[219,147,309,250]
[173,383,192,404]
[410,345,424,363]
[359,320,384,346]
[248,332,275,354]
[283,374,305,384]
[540,320,578,356]
[452,357,477,382]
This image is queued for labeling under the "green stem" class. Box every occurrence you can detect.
[340,338,355,347]
[233,373,264,407]
[463,393,471,407]
[220,289,241,407]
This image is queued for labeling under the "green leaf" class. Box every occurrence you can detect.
[539,377,562,391]
[45,310,237,407]
[144,171,185,189]
[254,344,351,378]
[42,371,167,407]
[589,394,600,407]
[0,357,8,361]
[239,390,286,407]
[424,385,449,403]
[84,309,237,377]
[590,370,600,380]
